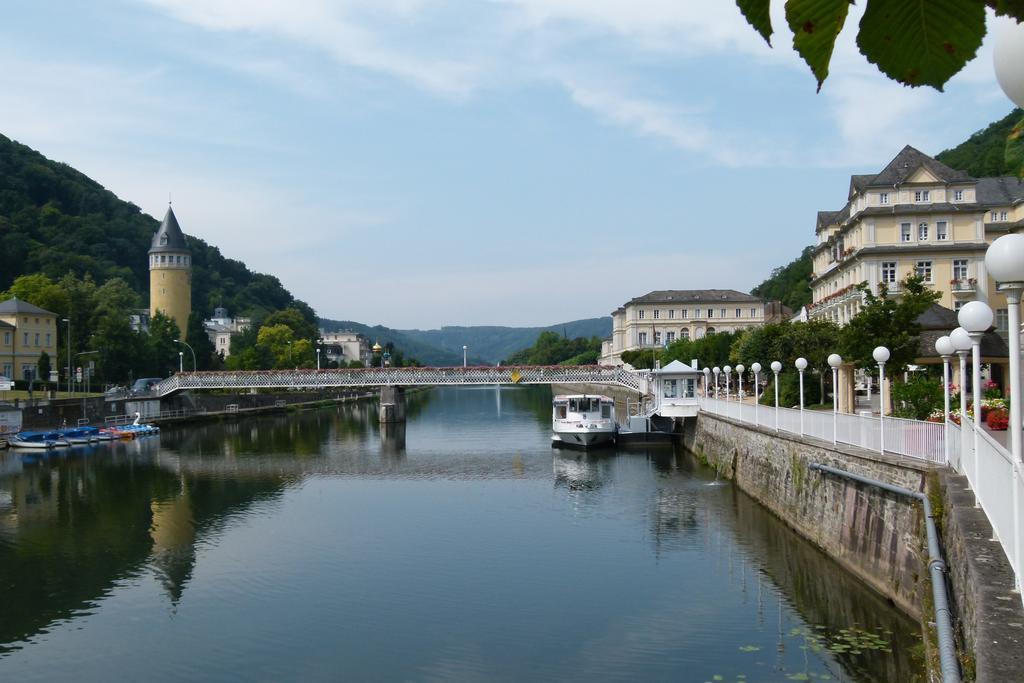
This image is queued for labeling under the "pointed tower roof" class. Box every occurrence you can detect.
[866,145,971,187]
[149,205,190,254]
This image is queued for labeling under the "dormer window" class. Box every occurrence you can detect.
[914,190,930,202]
[160,234,168,245]
[953,190,964,202]
[879,192,889,205]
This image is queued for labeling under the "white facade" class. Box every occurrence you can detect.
[203,308,251,358]
[320,330,371,367]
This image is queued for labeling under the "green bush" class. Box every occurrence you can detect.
[891,375,943,421]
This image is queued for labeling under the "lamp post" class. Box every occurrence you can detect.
[795,357,808,436]
[935,335,955,468]
[62,317,71,396]
[951,327,973,469]
[736,363,745,408]
[873,346,890,455]
[702,367,711,407]
[713,367,721,404]
[986,233,1024,592]
[828,353,842,445]
[751,362,762,427]
[959,300,994,494]
[771,361,782,432]
[178,351,183,373]
[173,338,196,371]
[723,365,732,403]
[316,346,321,371]
[463,345,468,368]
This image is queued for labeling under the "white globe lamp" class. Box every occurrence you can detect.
[934,336,955,357]
[985,233,1024,284]
[994,19,1024,108]
[950,327,972,352]
[958,300,993,334]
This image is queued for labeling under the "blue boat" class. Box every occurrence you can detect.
[7,431,70,449]
[56,426,101,444]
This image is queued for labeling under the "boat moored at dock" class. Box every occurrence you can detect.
[551,394,616,448]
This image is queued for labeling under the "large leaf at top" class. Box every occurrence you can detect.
[736,0,774,45]
[857,0,986,90]
[785,0,852,91]
[1006,115,1024,178]
[985,0,1024,20]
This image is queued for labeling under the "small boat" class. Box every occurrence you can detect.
[56,426,101,444]
[118,413,160,437]
[551,394,616,448]
[7,431,70,449]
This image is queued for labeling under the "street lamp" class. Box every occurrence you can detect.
[795,357,808,436]
[751,362,762,427]
[736,363,745,406]
[951,327,973,467]
[828,353,842,445]
[723,365,732,403]
[62,317,71,395]
[935,335,956,468]
[463,345,468,368]
[316,346,322,371]
[173,338,196,371]
[985,231,1024,592]
[713,366,721,404]
[702,367,711,406]
[770,361,782,432]
[873,345,890,455]
[959,300,994,492]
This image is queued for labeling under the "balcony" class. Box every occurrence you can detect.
[951,279,977,295]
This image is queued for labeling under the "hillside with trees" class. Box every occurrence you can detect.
[935,108,1023,178]
[750,246,813,312]
[502,332,602,366]
[0,133,312,324]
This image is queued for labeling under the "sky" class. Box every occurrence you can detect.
[0,1,1018,328]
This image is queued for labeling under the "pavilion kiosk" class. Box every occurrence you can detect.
[618,360,702,444]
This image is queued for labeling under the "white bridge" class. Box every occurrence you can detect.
[152,365,646,397]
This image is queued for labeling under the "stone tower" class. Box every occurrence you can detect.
[149,205,192,340]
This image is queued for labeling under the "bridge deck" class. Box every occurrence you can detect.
[153,365,644,397]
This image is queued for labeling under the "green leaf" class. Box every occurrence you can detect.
[985,0,1024,21]
[1006,115,1024,178]
[737,0,774,45]
[857,0,987,89]
[785,0,853,91]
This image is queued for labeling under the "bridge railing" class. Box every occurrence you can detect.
[153,365,644,396]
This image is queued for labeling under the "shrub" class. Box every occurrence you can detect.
[891,375,943,421]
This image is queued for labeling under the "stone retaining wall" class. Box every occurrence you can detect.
[685,411,931,618]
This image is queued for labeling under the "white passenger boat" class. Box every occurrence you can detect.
[551,394,616,448]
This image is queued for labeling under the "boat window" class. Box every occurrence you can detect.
[555,405,567,419]
[601,404,611,419]
[663,380,677,398]
[684,379,695,398]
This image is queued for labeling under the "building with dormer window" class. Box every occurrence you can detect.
[809,146,1024,336]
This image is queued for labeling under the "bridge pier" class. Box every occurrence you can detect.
[379,385,406,423]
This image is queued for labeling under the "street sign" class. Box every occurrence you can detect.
[49,370,58,383]
[76,367,83,382]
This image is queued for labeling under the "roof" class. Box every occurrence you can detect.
[976,177,1024,206]
[627,289,762,305]
[868,145,971,187]
[848,174,875,198]
[0,319,14,329]
[916,304,1009,359]
[0,296,57,316]
[653,359,701,375]
[149,205,190,254]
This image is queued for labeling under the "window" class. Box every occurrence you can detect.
[936,221,948,240]
[34,333,39,346]
[1001,211,1009,221]
[2,332,8,345]
[996,309,1009,334]
[653,309,660,320]
[706,327,716,335]
[23,333,28,345]
[879,192,889,205]
[638,332,648,345]
[954,301,965,311]
[668,309,674,320]
[666,331,675,344]
[901,223,912,242]
[684,379,696,398]
[719,308,726,318]
[914,190,930,202]
[45,333,51,346]
[1,363,10,377]
[637,309,645,320]
[681,309,688,319]
[953,190,963,201]
[916,260,933,282]
[654,331,662,345]
[918,222,929,240]
[953,259,968,280]
[707,308,714,318]
[881,261,897,283]
[750,307,757,317]
[735,308,742,318]
[663,379,677,399]
[680,329,690,340]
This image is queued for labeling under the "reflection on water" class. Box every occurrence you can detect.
[0,387,923,681]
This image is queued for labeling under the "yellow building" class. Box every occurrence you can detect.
[0,297,59,380]
[809,146,1024,332]
[149,205,192,340]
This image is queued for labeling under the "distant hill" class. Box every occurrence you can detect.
[318,317,612,365]
[0,133,312,323]
[936,108,1022,177]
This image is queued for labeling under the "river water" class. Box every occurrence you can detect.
[0,387,923,682]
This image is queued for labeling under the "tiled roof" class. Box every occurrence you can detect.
[0,296,57,316]
[868,145,971,187]
[627,289,762,305]
[976,177,1024,206]
[149,205,190,254]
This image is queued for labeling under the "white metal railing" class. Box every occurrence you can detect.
[104,408,191,426]
[152,365,644,396]
[700,397,946,463]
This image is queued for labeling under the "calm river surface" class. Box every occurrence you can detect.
[0,387,923,682]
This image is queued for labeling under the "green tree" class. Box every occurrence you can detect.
[37,350,51,383]
[185,312,217,371]
[1,273,70,315]
[891,374,944,420]
[262,307,317,343]
[146,312,181,377]
[750,246,813,311]
[256,324,297,368]
[839,275,941,372]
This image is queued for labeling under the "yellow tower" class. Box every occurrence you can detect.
[149,205,192,340]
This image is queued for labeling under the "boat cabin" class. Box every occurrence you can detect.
[651,360,702,417]
[553,395,614,420]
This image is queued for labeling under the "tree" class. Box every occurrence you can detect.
[750,246,813,311]
[256,324,297,369]
[1,273,70,315]
[262,307,317,343]
[185,312,217,371]
[37,351,51,383]
[839,276,941,371]
[146,312,181,377]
